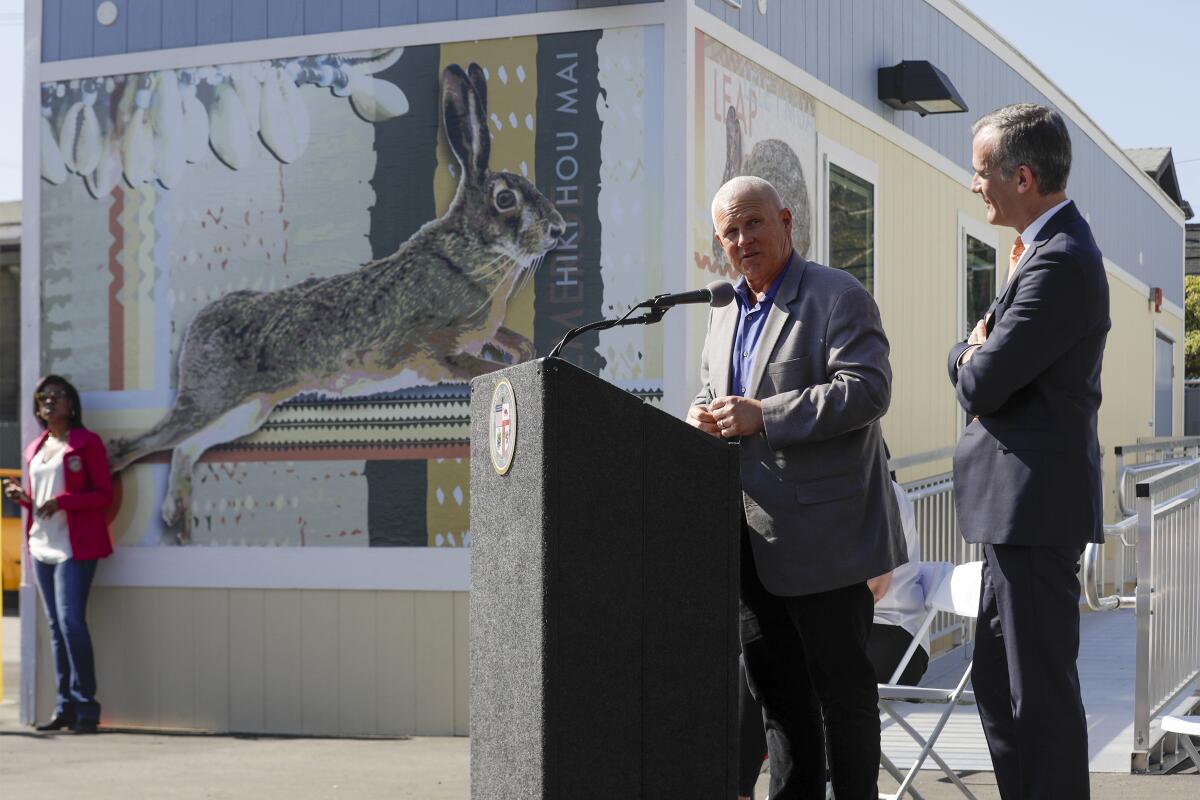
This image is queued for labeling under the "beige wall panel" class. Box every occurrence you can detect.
[376,590,417,736]
[153,588,197,729]
[192,589,230,731]
[121,588,160,724]
[300,590,340,735]
[228,589,266,733]
[1098,279,1156,515]
[453,591,469,736]
[337,591,379,735]
[34,601,54,721]
[84,588,125,724]
[263,590,303,733]
[414,591,456,735]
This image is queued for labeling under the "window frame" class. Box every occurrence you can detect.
[956,211,1002,429]
[816,135,880,299]
[957,211,1002,345]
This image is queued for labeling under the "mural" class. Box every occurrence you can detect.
[691,31,816,278]
[688,32,818,392]
[39,28,664,547]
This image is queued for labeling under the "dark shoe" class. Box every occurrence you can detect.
[35,714,75,732]
[72,719,99,734]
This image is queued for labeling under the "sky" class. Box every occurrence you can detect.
[957,0,1198,212]
[0,1,1196,210]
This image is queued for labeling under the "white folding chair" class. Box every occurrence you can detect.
[877,561,983,800]
[1161,715,1200,773]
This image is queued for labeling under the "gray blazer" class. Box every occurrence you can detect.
[694,251,907,596]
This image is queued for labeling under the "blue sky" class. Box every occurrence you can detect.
[2,1,1196,211]
[958,0,1198,212]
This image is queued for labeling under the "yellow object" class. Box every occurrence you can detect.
[0,466,20,702]
[1,467,21,592]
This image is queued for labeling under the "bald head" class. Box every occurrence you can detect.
[711,175,793,292]
[711,176,784,223]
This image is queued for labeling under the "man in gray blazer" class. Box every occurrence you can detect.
[949,104,1109,800]
[689,176,906,800]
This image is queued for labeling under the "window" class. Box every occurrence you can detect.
[957,212,1001,338]
[817,136,879,296]
[964,233,997,330]
[829,164,875,293]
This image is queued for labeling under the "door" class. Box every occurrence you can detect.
[1155,334,1174,436]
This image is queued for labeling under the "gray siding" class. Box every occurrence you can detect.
[43,0,659,59]
[695,0,1185,304]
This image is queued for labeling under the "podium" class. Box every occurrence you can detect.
[469,358,742,799]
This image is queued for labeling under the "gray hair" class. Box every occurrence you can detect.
[972,104,1072,194]
[711,175,784,222]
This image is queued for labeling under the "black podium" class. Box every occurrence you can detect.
[468,358,742,799]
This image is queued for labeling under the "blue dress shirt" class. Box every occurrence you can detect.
[729,265,789,397]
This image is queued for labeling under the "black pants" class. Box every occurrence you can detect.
[867,622,928,686]
[974,543,1090,800]
[738,526,880,800]
[738,625,928,795]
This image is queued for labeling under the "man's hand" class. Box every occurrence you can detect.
[688,403,721,437]
[967,315,989,346]
[958,316,991,367]
[710,395,764,439]
[36,497,59,519]
[867,571,893,604]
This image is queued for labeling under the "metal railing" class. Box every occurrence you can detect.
[1115,437,1200,516]
[892,447,980,650]
[1131,459,1200,772]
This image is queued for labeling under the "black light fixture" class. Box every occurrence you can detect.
[877,60,968,116]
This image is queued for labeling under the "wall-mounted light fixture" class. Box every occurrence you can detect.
[1150,287,1163,313]
[877,60,968,116]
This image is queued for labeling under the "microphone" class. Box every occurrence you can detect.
[644,280,736,309]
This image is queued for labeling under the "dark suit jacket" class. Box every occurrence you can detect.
[695,251,907,596]
[948,202,1110,547]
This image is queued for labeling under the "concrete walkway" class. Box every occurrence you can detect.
[1,613,1195,799]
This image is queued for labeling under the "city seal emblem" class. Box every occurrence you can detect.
[489,377,518,475]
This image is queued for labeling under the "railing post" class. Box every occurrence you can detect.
[1132,482,1153,773]
[1114,446,1125,521]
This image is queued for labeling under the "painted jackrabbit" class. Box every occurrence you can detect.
[713,105,811,266]
[108,63,565,537]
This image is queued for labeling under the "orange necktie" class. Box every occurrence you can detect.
[1007,236,1025,283]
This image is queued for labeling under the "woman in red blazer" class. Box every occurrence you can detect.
[2,374,112,734]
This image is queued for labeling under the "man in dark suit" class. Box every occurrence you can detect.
[949,104,1110,800]
[689,175,907,800]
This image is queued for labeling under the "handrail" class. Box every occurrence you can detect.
[1082,516,1137,611]
[888,445,955,474]
[1114,437,1200,456]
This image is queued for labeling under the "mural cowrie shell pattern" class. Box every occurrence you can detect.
[208,83,255,170]
[259,67,310,164]
[349,75,409,123]
[150,70,187,188]
[59,100,102,175]
[40,116,68,184]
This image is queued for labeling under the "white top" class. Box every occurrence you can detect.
[873,481,929,655]
[27,435,73,564]
[1012,197,1071,275]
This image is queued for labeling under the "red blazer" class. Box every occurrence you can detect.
[20,427,114,561]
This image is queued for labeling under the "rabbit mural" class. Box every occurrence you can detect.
[712,105,812,267]
[108,62,566,538]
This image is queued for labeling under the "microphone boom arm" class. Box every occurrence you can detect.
[546,305,669,361]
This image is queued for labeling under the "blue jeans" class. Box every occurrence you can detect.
[32,557,100,723]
